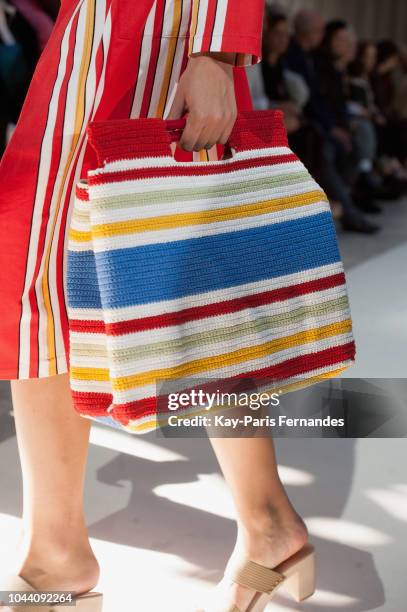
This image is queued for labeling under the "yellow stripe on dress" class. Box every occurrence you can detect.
[41,0,96,375]
[155,0,182,119]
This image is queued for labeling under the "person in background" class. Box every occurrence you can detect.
[315,20,384,214]
[283,10,329,130]
[348,41,406,200]
[260,6,332,176]
[348,41,380,122]
[285,10,380,234]
[372,40,401,121]
[392,44,407,122]
[260,8,302,133]
[372,40,407,167]
[314,20,354,146]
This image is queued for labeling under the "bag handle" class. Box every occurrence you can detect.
[87,109,288,166]
[164,110,287,149]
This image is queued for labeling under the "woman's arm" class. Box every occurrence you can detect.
[167,0,265,151]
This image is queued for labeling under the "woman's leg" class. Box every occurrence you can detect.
[10,373,99,595]
[209,435,308,610]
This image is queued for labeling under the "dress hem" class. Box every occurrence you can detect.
[0,354,69,381]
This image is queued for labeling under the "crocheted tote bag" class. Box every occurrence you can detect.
[66,109,356,434]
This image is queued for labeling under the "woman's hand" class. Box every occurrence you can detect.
[167,53,237,152]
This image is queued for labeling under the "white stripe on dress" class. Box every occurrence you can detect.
[17,3,84,377]
[35,2,89,376]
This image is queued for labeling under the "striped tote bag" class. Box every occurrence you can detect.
[66,109,356,433]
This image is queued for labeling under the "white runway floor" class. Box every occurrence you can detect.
[0,199,406,611]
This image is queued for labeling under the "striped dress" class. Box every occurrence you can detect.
[0,0,265,380]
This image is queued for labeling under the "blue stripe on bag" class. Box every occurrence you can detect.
[67,249,102,309]
[68,212,340,309]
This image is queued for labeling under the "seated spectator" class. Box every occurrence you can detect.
[259,6,329,174]
[317,21,394,213]
[348,41,379,120]
[348,42,406,199]
[284,10,330,131]
[260,7,303,134]
[372,40,407,166]
[314,20,355,147]
[392,44,407,121]
[317,25,380,210]
[284,10,380,234]
[372,41,400,120]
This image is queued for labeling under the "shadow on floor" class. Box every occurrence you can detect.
[0,382,387,610]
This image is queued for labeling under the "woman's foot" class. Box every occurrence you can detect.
[202,507,309,611]
[12,529,100,596]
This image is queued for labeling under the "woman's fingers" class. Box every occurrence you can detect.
[181,110,236,151]
[168,55,237,152]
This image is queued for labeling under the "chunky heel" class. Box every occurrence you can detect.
[278,544,316,602]
[197,543,316,611]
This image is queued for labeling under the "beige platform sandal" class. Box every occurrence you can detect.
[199,543,315,612]
[0,575,103,611]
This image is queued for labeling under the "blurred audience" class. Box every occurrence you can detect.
[260,7,303,134]
[393,45,407,121]
[254,5,407,235]
[348,41,407,200]
[283,11,380,233]
[372,40,407,169]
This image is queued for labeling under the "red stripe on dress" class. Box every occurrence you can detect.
[201,0,217,50]
[27,10,80,376]
[107,341,356,423]
[222,0,264,60]
[59,40,109,370]
[68,272,347,336]
[139,0,165,117]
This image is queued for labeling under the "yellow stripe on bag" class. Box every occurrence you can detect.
[89,190,327,239]
[68,319,352,390]
[69,228,92,242]
[112,319,352,390]
[120,365,350,433]
[70,320,352,386]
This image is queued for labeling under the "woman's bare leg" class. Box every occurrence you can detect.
[209,435,308,610]
[10,373,99,594]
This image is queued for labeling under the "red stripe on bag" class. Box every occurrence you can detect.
[71,391,112,416]
[69,272,346,335]
[88,153,298,185]
[109,341,356,423]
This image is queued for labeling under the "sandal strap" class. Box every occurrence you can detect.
[225,559,285,594]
